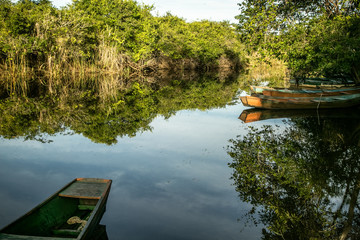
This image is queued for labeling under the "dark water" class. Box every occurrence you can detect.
[1,75,360,239]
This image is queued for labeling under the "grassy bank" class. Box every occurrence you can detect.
[0,0,246,96]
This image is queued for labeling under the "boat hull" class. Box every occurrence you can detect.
[0,178,112,240]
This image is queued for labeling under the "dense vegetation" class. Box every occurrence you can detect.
[0,0,244,77]
[2,0,359,97]
[237,0,360,81]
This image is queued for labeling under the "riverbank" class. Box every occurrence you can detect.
[0,0,245,94]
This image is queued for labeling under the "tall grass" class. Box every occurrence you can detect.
[97,40,127,73]
[0,25,244,98]
[1,54,32,97]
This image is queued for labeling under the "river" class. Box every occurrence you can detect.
[0,73,359,239]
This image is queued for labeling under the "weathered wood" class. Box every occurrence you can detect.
[0,233,74,240]
[289,78,355,88]
[52,229,80,237]
[78,205,95,211]
[262,87,360,97]
[242,85,360,110]
[250,85,360,95]
[59,181,108,199]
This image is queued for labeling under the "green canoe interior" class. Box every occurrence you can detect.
[0,179,109,239]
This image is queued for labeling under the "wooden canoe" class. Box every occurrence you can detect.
[289,77,355,88]
[0,178,112,240]
[250,86,277,94]
[263,87,360,97]
[250,85,360,97]
[240,93,360,109]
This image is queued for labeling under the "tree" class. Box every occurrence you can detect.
[237,0,360,80]
[237,0,360,44]
[71,0,153,54]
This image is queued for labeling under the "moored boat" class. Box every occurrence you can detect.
[261,86,360,98]
[250,85,360,96]
[0,178,112,240]
[289,77,355,88]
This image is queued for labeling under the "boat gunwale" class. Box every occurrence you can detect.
[250,93,360,102]
[250,85,360,94]
[76,179,111,240]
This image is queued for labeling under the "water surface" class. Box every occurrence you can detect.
[1,75,360,239]
[0,101,265,240]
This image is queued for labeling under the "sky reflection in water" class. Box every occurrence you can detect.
[0,103,267,240]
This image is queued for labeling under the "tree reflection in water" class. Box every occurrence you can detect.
[227,117,360,239]
[0,71,240,145]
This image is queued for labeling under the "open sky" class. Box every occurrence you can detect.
[51,0,240,23]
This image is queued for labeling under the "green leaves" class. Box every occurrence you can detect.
[238,0,360,80]
[0,0,245,78]
[283,15,360,78]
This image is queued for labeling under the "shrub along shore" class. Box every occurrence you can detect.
[0,0,245,80]
[3,0,359,98]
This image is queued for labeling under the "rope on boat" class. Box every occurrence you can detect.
[316,93,323,125]
[317,93,323,110]
[67,216,87,231]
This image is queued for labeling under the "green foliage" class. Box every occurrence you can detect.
[0,0,53,62]
[143,17,244,65]
[72,0,153,54]
[129,14,245,65]
[0,0,245,82]
[237,0,360,46]
[152,14,188,59]
[283,15,360,79]
[237,0,360,80]
[186,21,244,64]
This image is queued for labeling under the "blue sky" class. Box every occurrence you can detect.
[51,0,240,23]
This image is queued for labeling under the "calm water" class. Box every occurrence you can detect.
[1,75,360,239]
[0,101,261,239]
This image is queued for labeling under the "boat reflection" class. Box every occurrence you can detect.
[92,224,108,240]
[239,107,360,123]
[239,107,360,146]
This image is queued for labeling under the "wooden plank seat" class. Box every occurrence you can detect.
[58,181,108,199]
